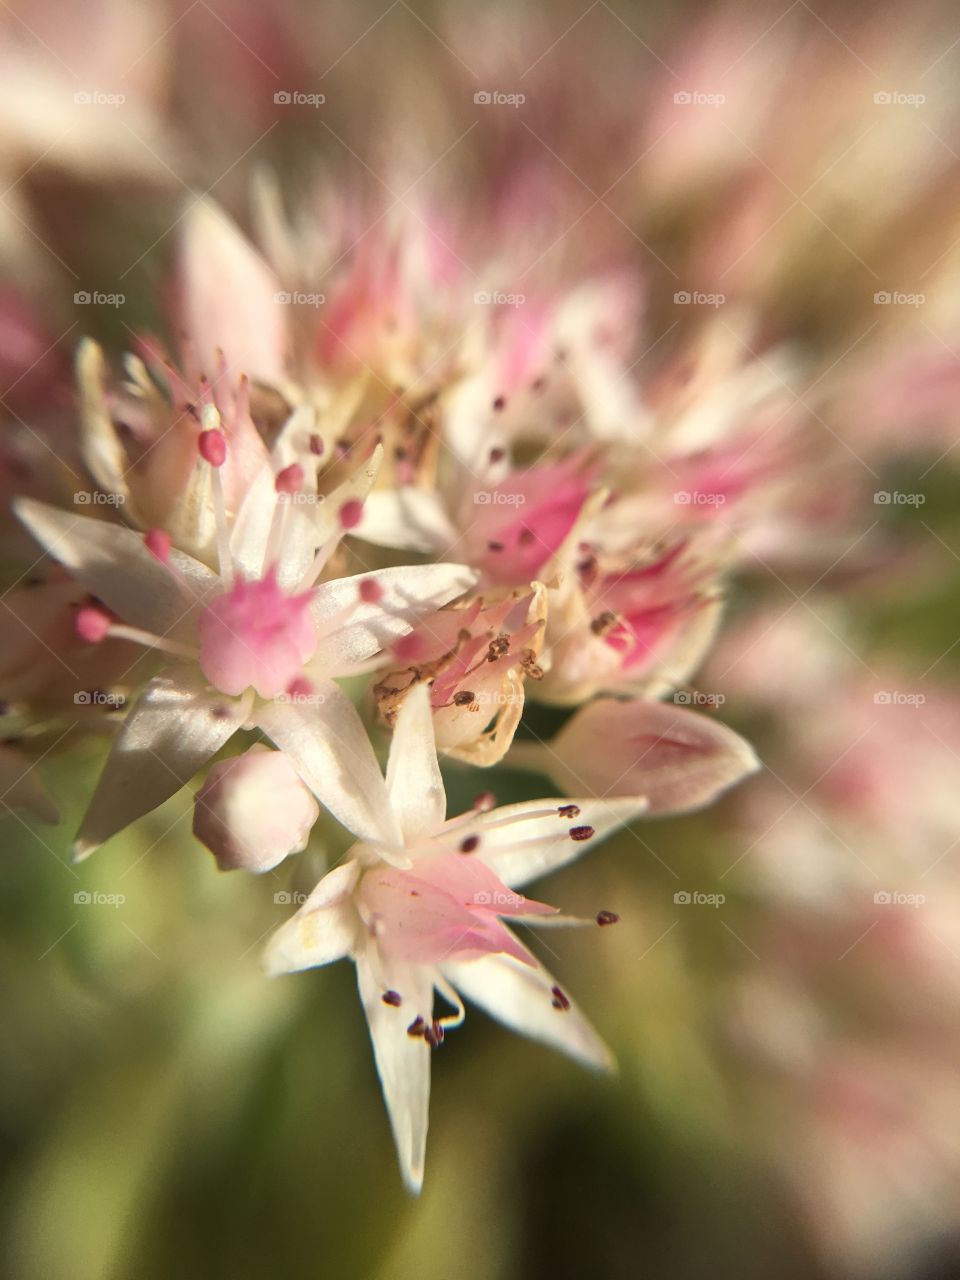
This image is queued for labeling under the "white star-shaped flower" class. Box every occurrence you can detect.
[266,684,647,1192]
[16,426,475,858]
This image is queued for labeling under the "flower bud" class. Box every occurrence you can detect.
[193,747,319,872]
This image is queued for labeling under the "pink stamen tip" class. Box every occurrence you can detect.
[75,605,112,644]
[286,676,314,698]
[339,498,364,530]
[358,578,383,604]
[199,429,227,467]
[275,463,304,494]
[392,632,425,663]
[472,791,496,812]
[144,528,171,563]
[309,434,324,456]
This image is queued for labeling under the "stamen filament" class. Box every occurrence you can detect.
[262,492,292,577]
[108,624,198,661]
[299,534,341,589]
[210,464,233,582]
[479,806,573,830]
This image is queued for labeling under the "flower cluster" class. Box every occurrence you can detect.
[5,194,778,1189]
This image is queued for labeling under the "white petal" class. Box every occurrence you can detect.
[357,950,433,1194]
[442,951,613,1072]
[470,797,647,889]
[386,683,445,841]
[178,198,286,384]
[356,488,455,555]
[73,667,245,859]
[229,406,327,586]
[76,339,133,509]
[311,563,477,670]
[161,458,217,566]
[635,597,724,700]
[312,442,384,548]
[229,457,282,581]
[14,498,215,638]
[263,861,361,974]
[255,682,401,845]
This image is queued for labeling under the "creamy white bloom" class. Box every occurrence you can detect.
[15,435,476,858]
[266,684,648,1192]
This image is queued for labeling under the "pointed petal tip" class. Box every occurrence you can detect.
[261,944,292,978]
[261,924,312,977]
[11,493,41,526]
[400,1161,425,1196]
[591,1043,618,1076]
[743,741,763,774]
[70,838,99,863]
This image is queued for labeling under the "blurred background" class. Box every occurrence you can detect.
[2,1,960,1277]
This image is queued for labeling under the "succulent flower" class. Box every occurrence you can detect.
[266,685,646,1191]
[15,437,475,856]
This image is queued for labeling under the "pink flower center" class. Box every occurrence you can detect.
[357,852,556,966]
[198,568,317,699]
[471,456,594,586]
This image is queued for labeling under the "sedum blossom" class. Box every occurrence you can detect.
[15,427,475,858]
[266,685,647,1191]
[372,584,548,765]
